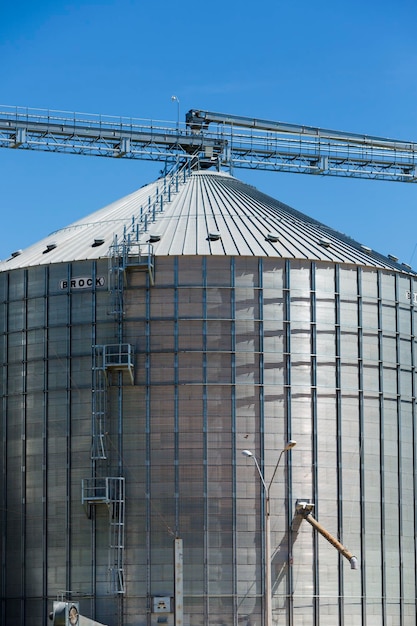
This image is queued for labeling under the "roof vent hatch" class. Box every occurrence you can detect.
[43,242,57,254]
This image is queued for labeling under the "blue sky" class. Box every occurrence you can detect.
[1,0,417,265]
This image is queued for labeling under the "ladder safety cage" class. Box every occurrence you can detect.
[91,345,108,460]
[91,343,135,461]
[89,341,132,593]
[108,478,126,595]
[81,477,126,594]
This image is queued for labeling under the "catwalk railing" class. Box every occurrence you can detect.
[1,104,417,180]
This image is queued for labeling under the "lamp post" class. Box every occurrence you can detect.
[171,95,180,131]
[242,440,296,626]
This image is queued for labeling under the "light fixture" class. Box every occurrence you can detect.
[284,439,297,450]
[171,95,180,130]
[242,441,296,626]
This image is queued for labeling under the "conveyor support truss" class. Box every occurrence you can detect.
[1,104,417,181]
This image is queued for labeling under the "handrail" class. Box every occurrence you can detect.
[1,103,417,181]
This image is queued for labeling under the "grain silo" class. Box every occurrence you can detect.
[0,166,416,626]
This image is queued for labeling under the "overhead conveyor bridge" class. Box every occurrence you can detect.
[1,104,417,181]
[0,105,224,164]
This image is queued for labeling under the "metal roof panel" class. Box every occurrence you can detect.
[1,170,414,275]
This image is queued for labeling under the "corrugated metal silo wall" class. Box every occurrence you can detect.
[0,255,416,626]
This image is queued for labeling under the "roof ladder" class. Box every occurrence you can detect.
[108,160,192,320]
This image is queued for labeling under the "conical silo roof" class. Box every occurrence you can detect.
[0,170,414,274]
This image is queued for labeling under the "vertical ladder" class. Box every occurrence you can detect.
[91,345,108,460]
[81,477,126,594]
[108,239,128,322]
[87,345,134,594]
[108,477,126,594]
[91,344,135,461]
[85,162,191,599]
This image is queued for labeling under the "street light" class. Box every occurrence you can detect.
[171,95,180,131]
[242,440,296,626]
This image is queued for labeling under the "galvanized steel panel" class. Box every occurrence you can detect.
[0,171,414,275]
